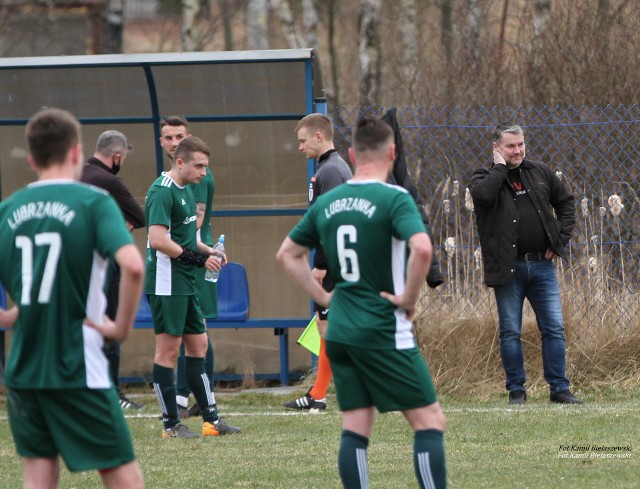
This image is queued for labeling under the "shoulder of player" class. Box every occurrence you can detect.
[83,168,130,194]
[74,180,112,198]
[148,174,182,194]
[348,180,409,197]
[317,151,346,170]
[379,180,410,193]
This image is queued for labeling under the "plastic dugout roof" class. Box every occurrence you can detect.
[0,48,324,176]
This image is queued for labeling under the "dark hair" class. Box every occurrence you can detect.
[160,115,189,131]
[492,123,524,143]
[175,136,210,163]
[351,116,393,154]
[25,107,81,169]
[295,113,334,140]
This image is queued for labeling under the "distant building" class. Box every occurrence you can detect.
[0,0,134,56]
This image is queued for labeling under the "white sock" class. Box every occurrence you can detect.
[176,395,189,409]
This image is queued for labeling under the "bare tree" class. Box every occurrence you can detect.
[532,0,551,41]
[182,0,200,51]
[324,0,341,109]
[466,0,481,66]
[358,0,382,107]
[104,0,125,54]
[497,0,510,64]
[247,0,269,49]
[271,0,303,48]
[220,0,234,50]
[527,0,551,102]
[438,0,455,104]
[302,0,318,48]
[27,0,638,108]
[399,0,419,104]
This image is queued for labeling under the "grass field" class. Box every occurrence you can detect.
[0,386,638,488]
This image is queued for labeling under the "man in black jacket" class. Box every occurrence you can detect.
[381,108,443,289]
[81,130,145,409]
[469,123,581,405]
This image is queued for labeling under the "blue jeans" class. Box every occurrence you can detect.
[493,259,570,394]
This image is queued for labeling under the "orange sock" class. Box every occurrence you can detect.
[309,337,332,400]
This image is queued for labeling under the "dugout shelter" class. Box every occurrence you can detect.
[0,49,325,385]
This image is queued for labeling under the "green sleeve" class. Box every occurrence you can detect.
[392,192,426,240]
[145,186,172,228]
[289,206,320,250]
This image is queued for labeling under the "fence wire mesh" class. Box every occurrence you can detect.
[332,105,640,336]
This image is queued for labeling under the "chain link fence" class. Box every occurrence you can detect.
[332,105,640,338]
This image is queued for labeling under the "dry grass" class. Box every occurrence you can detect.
[415,290,640,397]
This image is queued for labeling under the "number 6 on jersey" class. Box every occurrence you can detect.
[337,225,360,282]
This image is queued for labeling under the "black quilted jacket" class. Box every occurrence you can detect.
[468,159,575,287]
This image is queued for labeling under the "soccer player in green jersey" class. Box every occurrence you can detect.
[146,135,239,438]
[0,108,145,488]
[158,116,222,420]
[277,116,447,488]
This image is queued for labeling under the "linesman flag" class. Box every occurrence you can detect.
[297,315,321,356]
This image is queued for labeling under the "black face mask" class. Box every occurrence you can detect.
[110,155,122,175]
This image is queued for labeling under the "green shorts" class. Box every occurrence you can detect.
[148,294,205,336]
[7,387,135,472]
[326,340,438,413]
[194,267,218,318]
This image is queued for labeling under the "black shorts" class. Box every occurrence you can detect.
[313,273,335,320]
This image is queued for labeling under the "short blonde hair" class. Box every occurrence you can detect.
[295,113,333,140]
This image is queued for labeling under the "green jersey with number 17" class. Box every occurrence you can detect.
[0,180,134,389]
[289,180,426,350]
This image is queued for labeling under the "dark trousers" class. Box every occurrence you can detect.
[104,261,121,390]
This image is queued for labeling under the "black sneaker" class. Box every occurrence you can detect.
[119,392,143,410]
[508,390,527,405]
[283,391,327,411]
[550,390,582,404]
[179,403,204,419]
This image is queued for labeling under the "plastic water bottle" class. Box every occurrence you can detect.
[204,234,225,283]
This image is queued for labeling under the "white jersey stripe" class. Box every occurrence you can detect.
[83,251,111,388]
[161,175,173,187]
[391,236,415,349]
[154,228,173,295]
[154,252,172,295]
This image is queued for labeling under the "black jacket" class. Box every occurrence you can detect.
[382,108,444,288]
[468,159,575,287]
[81,157,145,229]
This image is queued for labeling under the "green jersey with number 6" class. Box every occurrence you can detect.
[289,180,426,350]
[0,180,134,389]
